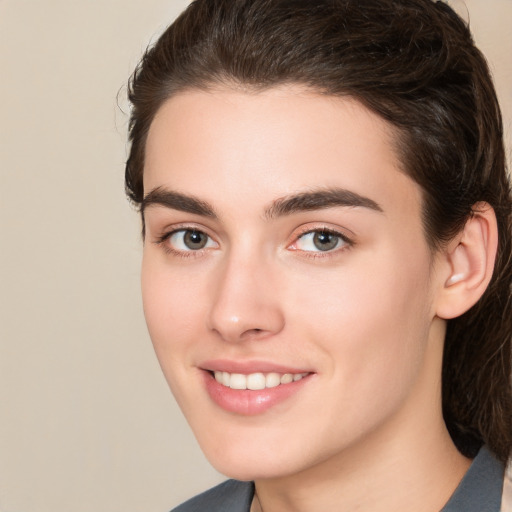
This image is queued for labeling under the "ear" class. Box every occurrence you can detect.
[435,202,498,320]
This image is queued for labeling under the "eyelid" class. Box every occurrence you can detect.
[154,221,216,240]
[153,223,219,257]
[171,229,217,250]
[287,225,355,255]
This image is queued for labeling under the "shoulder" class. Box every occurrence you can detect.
[171,480,254,512]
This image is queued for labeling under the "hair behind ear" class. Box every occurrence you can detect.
[441,202,512,462]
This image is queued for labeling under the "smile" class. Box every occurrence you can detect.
[203,367,313,415]
[213,371,309,390]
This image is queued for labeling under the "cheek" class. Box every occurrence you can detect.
[141,255,207,355]
[286,245,434,396]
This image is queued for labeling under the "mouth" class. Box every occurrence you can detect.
[211,370,309,390]
[201,364,313,415]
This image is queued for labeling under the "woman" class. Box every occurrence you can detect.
[125,0,512,510]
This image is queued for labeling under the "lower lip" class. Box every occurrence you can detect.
[203,371,311,415]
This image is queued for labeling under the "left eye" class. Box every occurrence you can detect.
[294,230,347,252]
[168,229,216,251]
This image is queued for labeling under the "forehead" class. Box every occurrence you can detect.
[144,86,422,222]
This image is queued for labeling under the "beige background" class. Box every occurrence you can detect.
[0,1,510,511]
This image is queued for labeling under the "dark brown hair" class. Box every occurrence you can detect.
[125,0,512,462]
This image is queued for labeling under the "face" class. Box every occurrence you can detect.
[141,87,446,480]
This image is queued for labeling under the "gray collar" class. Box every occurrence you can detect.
[441,446,504,511]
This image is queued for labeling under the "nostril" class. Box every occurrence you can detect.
[239,327,269,341]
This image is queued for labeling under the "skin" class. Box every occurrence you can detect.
[141,86,472,512]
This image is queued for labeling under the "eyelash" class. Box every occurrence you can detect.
[154,225,354,259]
[290,226,354,259]
[154,226,217,259]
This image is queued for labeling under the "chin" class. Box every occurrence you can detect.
[194,427,326,482]
[207,453,301,482]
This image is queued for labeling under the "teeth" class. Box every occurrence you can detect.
[280,373,293,384]
[213,371,308,390]
[266,373,281,388]
[247,373,266,390]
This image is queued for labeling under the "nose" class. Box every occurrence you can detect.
[206,253,285,343]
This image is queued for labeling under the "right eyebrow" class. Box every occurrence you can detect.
[141,186,217,219]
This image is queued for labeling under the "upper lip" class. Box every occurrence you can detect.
[200,359,312,375]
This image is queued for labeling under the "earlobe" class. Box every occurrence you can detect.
[436,202,498,320]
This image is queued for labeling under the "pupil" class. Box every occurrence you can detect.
[184,230,207,249]
[313,231,338,251]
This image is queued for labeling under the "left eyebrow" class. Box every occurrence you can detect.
[265,188,384,219]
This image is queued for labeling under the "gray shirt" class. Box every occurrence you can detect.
[172,446,504,512]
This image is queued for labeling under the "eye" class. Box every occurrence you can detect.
[167,229,217,251]
[294,229,349,252]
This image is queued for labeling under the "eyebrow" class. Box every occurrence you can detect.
[141,187,217,218]
[265,188,383,219]
[141,186,383,221]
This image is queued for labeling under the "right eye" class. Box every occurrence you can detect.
[166,229,217,252]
